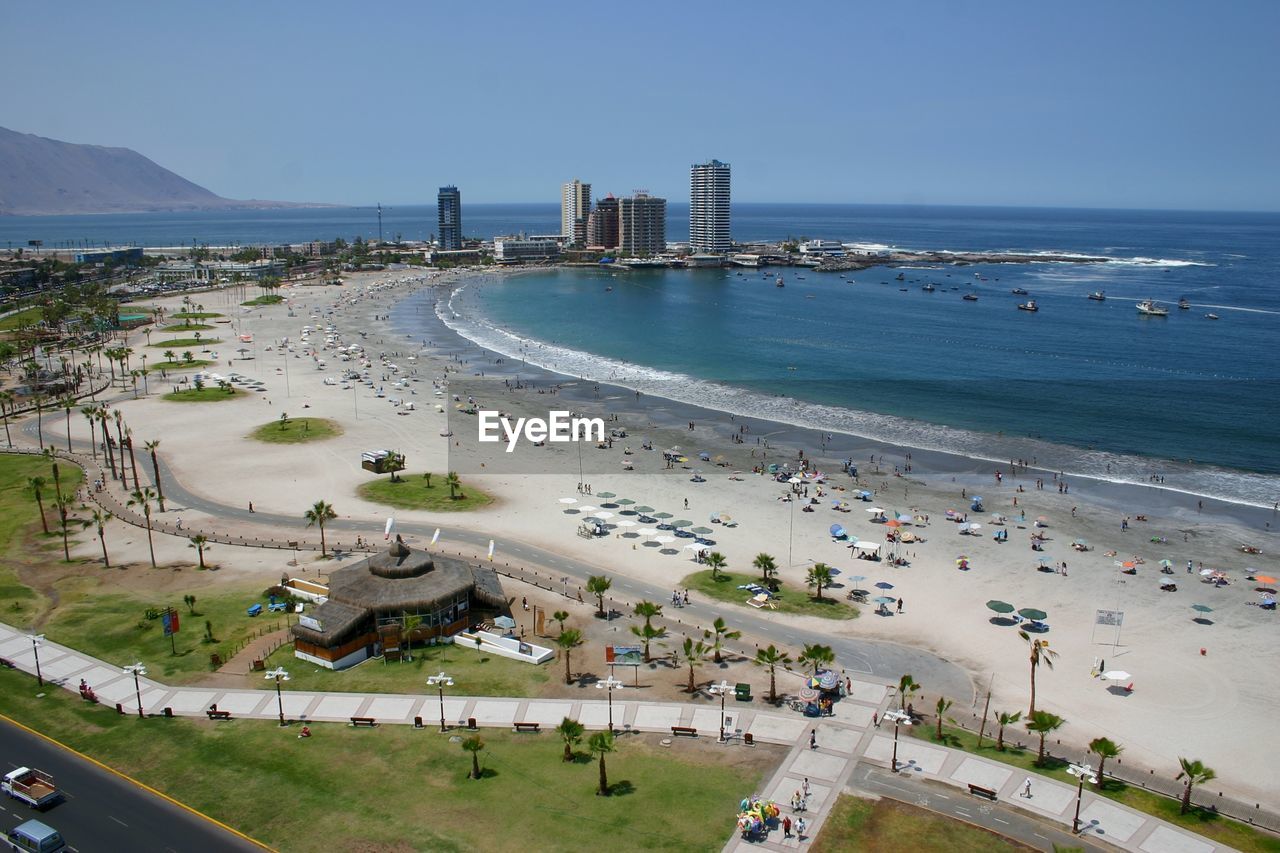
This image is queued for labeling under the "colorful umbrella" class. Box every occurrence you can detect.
[1018,608,1048,621]
[816,670,840,690]
[798,686,820,701]
[986,600,1015,613]
[1255,574,1278,584]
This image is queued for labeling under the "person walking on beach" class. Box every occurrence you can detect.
[896,597,904,614]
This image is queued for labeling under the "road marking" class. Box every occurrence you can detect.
[994,818,1010,824]
[1034,832,1047,839]
[109,816,128,827]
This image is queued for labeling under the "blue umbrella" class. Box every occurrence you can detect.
[873,596,896,604]
[830,524,846,538]
[875,581,895,590]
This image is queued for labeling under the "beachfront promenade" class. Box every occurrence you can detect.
[0,622,1236,853]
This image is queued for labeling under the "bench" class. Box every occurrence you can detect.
[968,783,998,801]
[350,716,378,728]
[671,726,698,738]
[206,709,232,721]
[513,722,540,733]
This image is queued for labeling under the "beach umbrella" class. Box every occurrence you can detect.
[634,505,655,514]
[671,519,693,528]
[615,498,635,506]
[1199,568,1215,576]
[867,507,885,514]
[885,519,902,528]
[1018,608,1048,621]
[653,511,673,520]
[713,513,733,524]
[986,600,1015,613]
[1191,604,1213,614]
[1102,670,1131,682]
[615,519,637,528]
[788,476,803,484]
[896,512,913,522]
[1254,574,1278,584]
[690,526,713,535]
[493,615,517,630]
[578,506,598,514]
[849,575,868,585]
[830,524,846,537]
[1158,559,1173,568]
[596,491,616,499]
[798,686,820,701]
[682,543,704,551]
[873,596,896,604]
[593,511,614,520]
[654,535,676,545]
[816,670,840,690]
[558,497,578,504]
[875,581,895,590]
[637,528,658,537]
[1072,538,1088,546]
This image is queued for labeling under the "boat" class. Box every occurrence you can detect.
[1178,297,1191,310]
[899,287,908,292]
[962,293,979,301]
[922,283,935,292]
[1205,313,1220,320]
[1017,300,1039,312]
[1011,288,1029,295]
[605,286,613,292]
[775,276,785,288]
[1087,291,1106,301]
[1136,299,1169,316]
[895,272,905,281]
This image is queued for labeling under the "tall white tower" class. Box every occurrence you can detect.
[690,160,731,253]
[561,179,591,245]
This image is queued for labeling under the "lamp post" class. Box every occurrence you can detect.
[427,672,453,732]
[140,354,148,395]
[123,662,147,719]
[25,634,44,687]
[1068,762,1099,833]
[595,675,624,735]
[265,666,290,726]
[709,679,733,743]
[884,709,912,772]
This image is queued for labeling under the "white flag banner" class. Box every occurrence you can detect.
[431,528,440,545]
[487,540,495,561]
[384,516,396,540]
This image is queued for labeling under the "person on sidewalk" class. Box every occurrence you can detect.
[796,817,807,840]
[809,729,818,749]
[1022,777,1033,798]
[782,815,792,838]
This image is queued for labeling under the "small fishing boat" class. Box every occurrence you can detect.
[1205,313,1220,320]
[922,283,935,292]
[896,272,905,281]
[1087,291,1106,301]
[1136,299,1168,316]
[1178,297,1191,310]
[1011,287,1029,295]
[899,287,908,292]
[962,293,979,301]
[775,276,785,288]
[1017,300,1039,312]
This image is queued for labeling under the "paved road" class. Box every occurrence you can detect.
[0,717,262,852]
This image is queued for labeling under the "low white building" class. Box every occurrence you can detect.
[798,240,845,257]
[493,235,560,263]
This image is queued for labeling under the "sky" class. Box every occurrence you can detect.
[3,0,1278,211]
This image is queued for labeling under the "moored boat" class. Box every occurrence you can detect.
[1178,297,1191,310]
[775,276,784,288]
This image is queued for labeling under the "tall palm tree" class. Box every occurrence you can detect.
[934,697,953,740]
[556,628,583,684]
[680,637,709,693]
[444,471,462,500]
[462,735,485,780]
[189,535,211,569]
[586,574,612,618]
[90,509,112,567]
[704,616,741,663]
[55,493,76,561]
[1025,710,1065,766]
[112,410,129,490]
[128,487,158,568]
[1176,758,1216,815]
[753,552,777,588]
[144,439,165,511]
[806,562,835,600]
[556,717,584,762]
[124,430,141,490]
[303,500,337,556]
[629,619,666,663]
[43,447,63,503]
[753,645,792,703]
[588,731,615,796]
[33,392,45,449]
[97,407,116,480]
[995,710,1021,751]
[1019,631,1058,717]
[898,673,921,711]
[704,551,727,581]
[0,390,14,447]
[1089,737,1123,789]
[60,396,75,452]
[798,643,835,675]
[27,476,49,534]
[79,405,97,459]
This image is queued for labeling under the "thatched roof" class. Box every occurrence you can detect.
[292,600,366,647]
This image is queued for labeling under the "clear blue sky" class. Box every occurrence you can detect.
[4,0,1278,210]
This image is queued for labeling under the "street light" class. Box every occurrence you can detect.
[709,679,733,743]
[596,675,624,735]
[1068,761,1099,833]
[265,666,290,726]
[884,709,912,772]
[427,672,453,732]
[123,662,147,719]
[25,634,45,687]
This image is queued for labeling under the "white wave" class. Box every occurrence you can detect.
[1103,256,1214,267]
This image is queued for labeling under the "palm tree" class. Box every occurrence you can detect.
[630,621,666,663]
[934,697,953,740]
[586,574,612,617]
[128,487,158,568]
[1176,758,1216,814]
[33,392,44,449]
[60,396,75,452]
[704,551,727,581]
[753,645,792,703]
[163,349,176,364]
[551,610,570,635]
[1019,631,1058,717]
[43,448,63,503]
[588,731,615,796]
[444,471,462,500]
[995,710,1021,751]
[704,616,741,663]
[806,562,835,600]
[55,494,76,561]
[124,431,140,490]
[898,674,921,711]
[90,509,112,567]
[79,405,97,459]
[304,500,337,556]
[462,735,485,780]
[189,535,211,569]
[798,643,835,675]
[556,628,583,684]
[556,717,584,762]
[1089,737,1123,788]
[752,552,777,588]
[0,390,14,447]
[112,411,128,490]
[27,476,49,534]
[97,407,116,480]
[144,439,165,511]
[1025,710,1065,766]
[680,637,709,693]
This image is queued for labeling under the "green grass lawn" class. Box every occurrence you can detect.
[0,305,43,331]
[358,473,495,512]
[0,455,78,624]
[162,322,215,332]
[914,724,1280,853]
[813,795,1032,852]
[249,417,342,444]
[163,387,243,402]
[682,570,858,621]
[0,665,768,852]
[263,639,551,697]
[241,294,284,306]
[147,337,223,349]
[150,359,212,371]
[172,311,224,319]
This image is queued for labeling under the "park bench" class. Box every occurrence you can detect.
[968,783,998,801]
[206,708,233,721]
[349,716,378,728]
[671,726,698,738]
[513,722,540,733]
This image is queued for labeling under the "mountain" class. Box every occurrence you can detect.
[0,126,324,216]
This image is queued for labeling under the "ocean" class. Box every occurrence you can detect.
[4,203,1277,506]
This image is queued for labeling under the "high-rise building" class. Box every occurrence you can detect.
[586,194,620,250]
[618,193,666,256]
[561,179,591,246]
[437,186,462,250]
[690,160,731,253]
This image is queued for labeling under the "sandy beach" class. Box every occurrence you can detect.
[45,268,1280,809]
